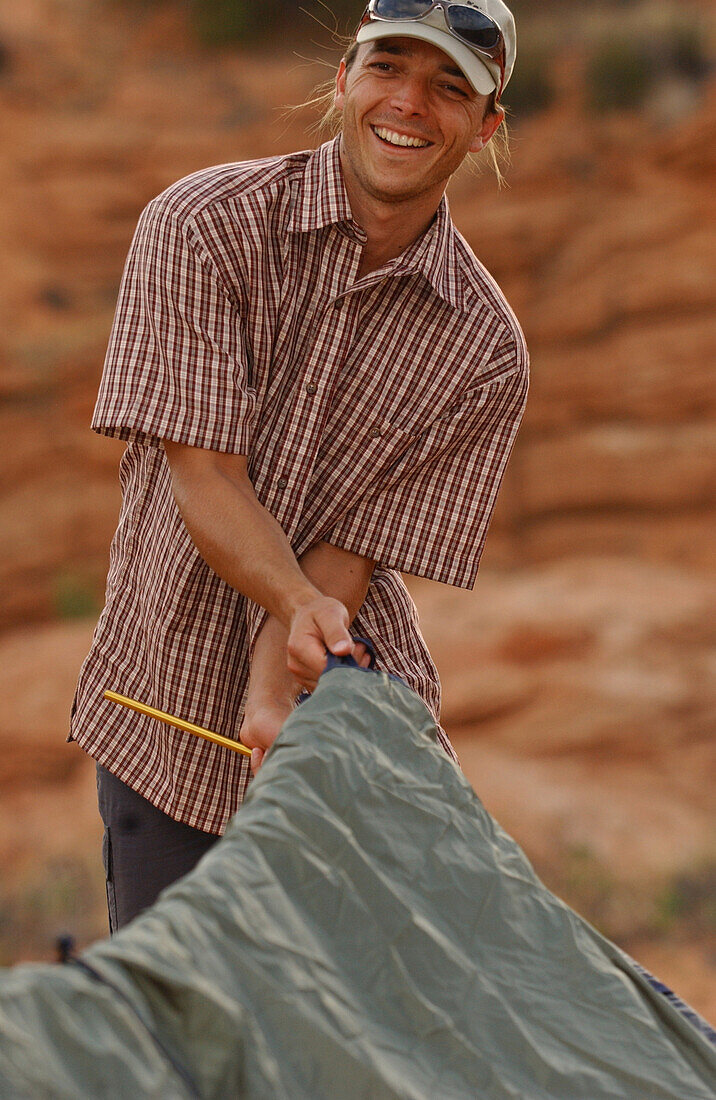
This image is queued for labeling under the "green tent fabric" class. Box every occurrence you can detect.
[0,662,714,1098]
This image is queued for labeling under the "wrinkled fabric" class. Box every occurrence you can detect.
[1,665,715,1098]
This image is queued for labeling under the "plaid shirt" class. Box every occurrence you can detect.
[70,137,528,834]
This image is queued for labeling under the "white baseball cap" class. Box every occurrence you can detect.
[356,0,517,98]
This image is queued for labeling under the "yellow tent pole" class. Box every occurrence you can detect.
[103,689,252,758]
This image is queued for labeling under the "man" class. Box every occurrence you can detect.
[71,0,528,932]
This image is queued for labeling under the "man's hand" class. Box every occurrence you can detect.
[287,595,354,690]
[240,696,293,775]
[240,602,374,775]
[288,542,375,689]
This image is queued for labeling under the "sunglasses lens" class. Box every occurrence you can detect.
[371,2,502,54]
[373,0,433,15]
[447,8,501,50]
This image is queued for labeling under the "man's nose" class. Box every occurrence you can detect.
[389,76,430,115]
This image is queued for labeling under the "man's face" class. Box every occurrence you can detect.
[334,38,502,209]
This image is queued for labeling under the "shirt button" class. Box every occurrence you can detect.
[369,426,382,438]
[305,382,317,395]
[277,476,288,490]
[333,298,343,309]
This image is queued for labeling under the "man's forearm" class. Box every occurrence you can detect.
[164,442,371,689]
[248,541,375,702]
[301,540,373,622]
[164,442,319,627]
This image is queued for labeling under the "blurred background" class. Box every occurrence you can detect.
[0,0,713,1018]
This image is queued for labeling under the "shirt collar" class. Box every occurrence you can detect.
[288,137,353,234]
[395,196,465,312]
[289,136,465,312]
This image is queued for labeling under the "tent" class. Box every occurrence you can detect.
[0,658,714,1098]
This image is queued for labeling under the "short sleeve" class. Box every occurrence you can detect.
[92,196,256,453]
[324,355,528,589]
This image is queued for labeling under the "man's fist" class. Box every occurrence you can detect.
[286,595,354,690]
[241,595,374,775]
[240,698,293,775]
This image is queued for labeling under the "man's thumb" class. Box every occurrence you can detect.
[322,613,352,656]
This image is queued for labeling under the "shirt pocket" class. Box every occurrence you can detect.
[356,416,418,475]
[392,381,497,442]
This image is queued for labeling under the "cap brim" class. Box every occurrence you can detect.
[356,21,497,96]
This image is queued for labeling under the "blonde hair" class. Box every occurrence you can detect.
[295,38,510,186]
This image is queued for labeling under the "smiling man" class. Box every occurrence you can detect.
[71,0,528,932]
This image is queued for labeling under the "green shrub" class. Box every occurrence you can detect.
[670,25,713,82]
[503,54,555,117]
[189,0,251,46]
[188,1,360,47]
[586,36,653,111]
[53,571,101,620]
[585,16,713,114]
[654,864,716,936]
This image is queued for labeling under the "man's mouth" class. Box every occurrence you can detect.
[370,125,432,149]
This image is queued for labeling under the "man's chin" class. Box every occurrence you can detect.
[362,169,432,204]
[342,141,439,205]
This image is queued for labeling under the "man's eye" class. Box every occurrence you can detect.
[370,62,394,72]
[442,83,468,96]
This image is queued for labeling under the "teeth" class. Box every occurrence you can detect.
[373,126,430,148]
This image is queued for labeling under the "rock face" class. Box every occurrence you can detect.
[446,82,716,568]
[0,2,714,623]
[0,0,714,1018]
[415,556,715,856]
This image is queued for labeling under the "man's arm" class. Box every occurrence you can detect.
[165,437,373,641]
[163,442,363,675]
[164,442,374,771]
[242,540,374,770]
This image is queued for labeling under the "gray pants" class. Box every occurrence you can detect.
[96,764,220,933]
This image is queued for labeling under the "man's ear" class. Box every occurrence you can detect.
[334,59,347,112]
[468,104,504,153]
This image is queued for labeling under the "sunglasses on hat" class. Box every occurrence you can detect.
[358,1,506,96]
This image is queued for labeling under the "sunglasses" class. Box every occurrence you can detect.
[359,0,506,94]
